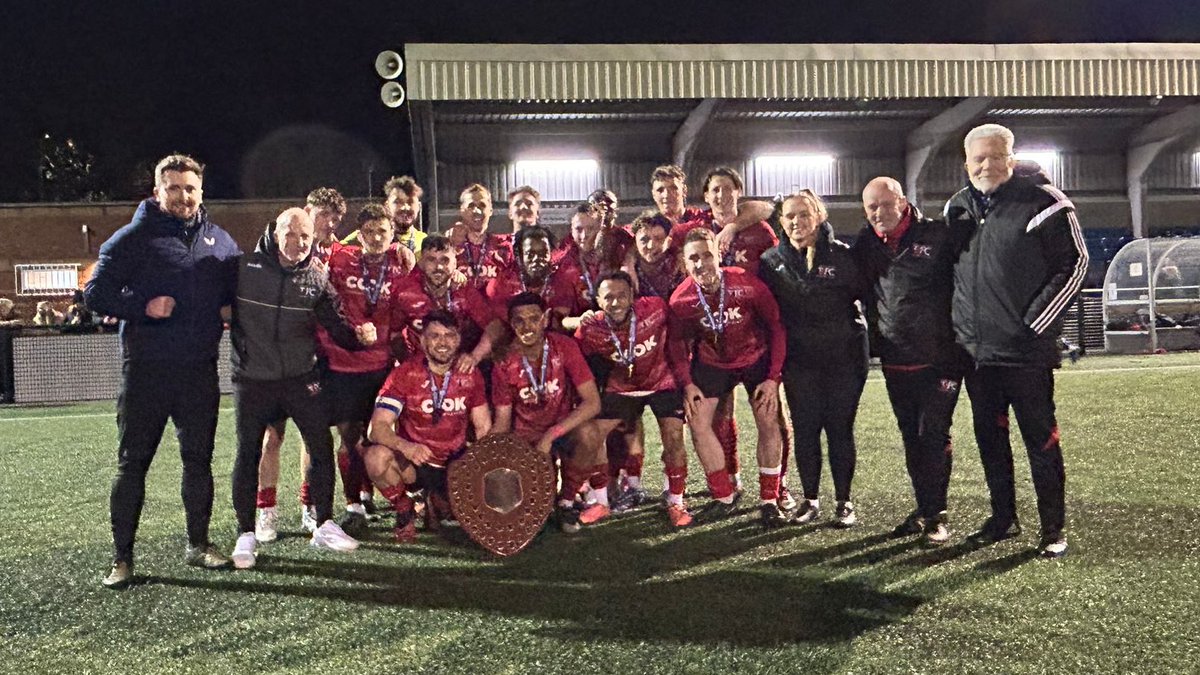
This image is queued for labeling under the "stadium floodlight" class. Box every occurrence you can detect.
[513,159,600,174]
[512,159,601,201]
[752,154,836,169]
[1013,149,1059,169]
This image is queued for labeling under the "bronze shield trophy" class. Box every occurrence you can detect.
[447,432,555,556]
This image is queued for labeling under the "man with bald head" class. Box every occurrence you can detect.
[87,154,241,588]
[852,177,969,545]
[227,207,377,569]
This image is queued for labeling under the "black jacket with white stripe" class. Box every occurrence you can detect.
[943,170,1088,368]
[230,225,361,382]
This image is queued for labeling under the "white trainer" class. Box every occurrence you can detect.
[301,505,318,533]
[255,507,278,543]
[232,532,257,569]
[311,520,360,552]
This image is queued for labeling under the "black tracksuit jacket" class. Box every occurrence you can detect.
[851,207,968,372]
[230,225,360,382]
[943,171,1088,368]
[758,222,869,371]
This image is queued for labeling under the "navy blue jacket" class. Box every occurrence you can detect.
[84,199,241,362]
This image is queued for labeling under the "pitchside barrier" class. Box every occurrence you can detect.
[4,329,235,404]
[0,292,1105,405]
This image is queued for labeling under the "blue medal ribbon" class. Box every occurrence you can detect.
[605,309,637,378]
[694,270,726,342]
[428,363,453,424]
[360,253,390,311]
[519,338,550,404]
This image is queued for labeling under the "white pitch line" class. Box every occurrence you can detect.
[0,405,235,423]
[0,363,1198,422]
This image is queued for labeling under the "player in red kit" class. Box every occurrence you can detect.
[255,187,347,541]
[650,165,777,500]
[492,293,602,533]
[452,184,511,291]
[487,225,582,329]
[576,272,692,528]
[391,234,504,372]
[561,202,633,313]
[321,204,416,536]
[668,228,789,527]
[364,311,491,542]
[588,188,637,269]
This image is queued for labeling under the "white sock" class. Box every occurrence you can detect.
[592,486,609,507]
[809,498,820,510]
[346,503,366,516]
[717,494,735,504]
[625,475,642,490]
[359,491,373,502]
[667,492,684,508]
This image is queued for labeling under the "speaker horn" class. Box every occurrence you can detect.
[375,50,404,79]
[381,82,406,108]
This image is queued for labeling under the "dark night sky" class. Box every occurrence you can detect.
[2,0,1199,202]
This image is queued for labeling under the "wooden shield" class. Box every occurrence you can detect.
[447,433,555,557]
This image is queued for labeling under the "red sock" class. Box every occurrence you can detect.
[623,452,644,478]
[715,415,739,476]
[380,484,413,513]
[337,448,363,504]
[560,464,592,503]
[590,464,610,490]
[665,462,687,496]
[256,487,277,509]
[298,482,312,506]
[705,469,735,500]
[759,468,781,501]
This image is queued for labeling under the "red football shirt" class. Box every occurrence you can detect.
[320,246,411,373]
[374,357,488,466]
[670,209,778,276]
[574,296,675,395]
[491,332,594,444]
[558,235,630,310]
[391,272,496,356]
[667,267,786,386]
[486,262,582,319]
[456,233,512,291]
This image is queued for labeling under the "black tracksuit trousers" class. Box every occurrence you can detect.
[965,365,1067,537]
[782,359,866,502]
[111,360,220,564]
[231,373,335,533]
[881,365,962,518]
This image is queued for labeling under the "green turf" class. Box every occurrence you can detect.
[2,353,1199,674]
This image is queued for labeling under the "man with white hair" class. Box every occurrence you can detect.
[853,176,969,545]
[227,208,377,569]
[944,124,1087,559]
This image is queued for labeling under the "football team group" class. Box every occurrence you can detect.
[86,122,1086,589]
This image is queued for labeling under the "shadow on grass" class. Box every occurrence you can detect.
[137,511,1033,649]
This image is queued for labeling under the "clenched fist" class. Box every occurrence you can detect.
[145,296,175,319]
[356,321,378,346]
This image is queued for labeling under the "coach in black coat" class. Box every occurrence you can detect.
[945,124,1087,558]
[852,177,970,544]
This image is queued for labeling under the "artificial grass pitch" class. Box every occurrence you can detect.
[1,353,1199,673]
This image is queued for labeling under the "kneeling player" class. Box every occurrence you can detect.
[363,311,491,542]
[576,272,692,528]
[492,292,602,533]
[668,228,788,527]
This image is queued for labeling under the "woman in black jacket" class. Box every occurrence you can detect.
[758,190,869,527]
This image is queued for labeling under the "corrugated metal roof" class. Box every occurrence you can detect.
[406,43,1200,101]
